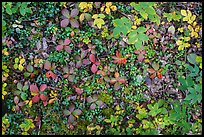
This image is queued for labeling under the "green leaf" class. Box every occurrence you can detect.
[24,72,30,78]
[17,83,23,90]
[145,7,156,15]
[20,7,26,16]
[6,4,12,15]
[21,92,28,100]
[187,53,197,65]
[23,84,29,91]
[136,27,147,33]
[140,11,148,19]
[186,76,194,87]
[137,33,149,41]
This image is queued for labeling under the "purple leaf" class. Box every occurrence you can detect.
[56,45,64,51]
[61,19,70,28]
[70,19,79,28]
[63,109,71,116]
[69,104,75,112]
[90,103,96,110]
[68,75,75,82]
[76,61,82,68]
[61,8,70,18]
[27,64,33,73]
[92,94,98,102]
[87,96,93,103]
[114,82,120,90]
[71,9,79,17]
[14,96,19,104]
[64,46,72,52]
[68,114,76,123]
[81,50,87,59]
[18,102,24,107]
[72,109,82,116]
[82,59,91,65]
[96,100,103,107]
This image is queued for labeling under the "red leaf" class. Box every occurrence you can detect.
[30,84,39,93]
[43,101,48,107]
[32,95,40,103]
[91,64,98,73]
[158,73,163,79]
[118,78,126,84]
[95,61,100,66]
[75,88,83,95]
[40,84,47,92]
[89,54,96,63]
[46,71,57,79]
[56,45,64,51]
[64,74,69,78]
[44,60,51,70]
[40,94,48,101]
[137,54,144,62]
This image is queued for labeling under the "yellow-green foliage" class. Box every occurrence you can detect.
[13,56,25,71]
[2,114,10,135]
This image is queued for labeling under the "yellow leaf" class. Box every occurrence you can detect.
[92,14,98,19]
[18,64,24,71]
[116,105,120,111]
[183,37,190,41]
[193,22,197,27]
[188,25,193,31]
[183,43,190,48]
[105,7,111,14]
[100,6,105,12]
[187,10,192,17]
[178,45,184,51]
[110,5,117,11]
[106,2,112,7]
[181,10,187,16]
[132,25,137,29]
[199,63,202,69]
[79,13,85,22]
[29,100,32,107]
[79,2,87,10]
[20,58,25,64]
[176,40,182,45]
[48,98,56,104]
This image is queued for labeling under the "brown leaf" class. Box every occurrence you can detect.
[150,73,156,79]
[147,68,155,74]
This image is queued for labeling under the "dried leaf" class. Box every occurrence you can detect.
[44,60,51,70]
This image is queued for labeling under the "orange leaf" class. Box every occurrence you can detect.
[46,71,57,79]
[147,68,155,74]
[150,73,156,79]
